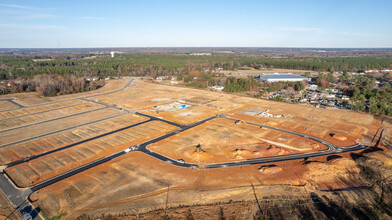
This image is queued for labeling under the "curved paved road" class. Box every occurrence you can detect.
[21,112,370,194]
[0,78,372,219]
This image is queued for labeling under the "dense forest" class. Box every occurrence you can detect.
[0,54,391,80]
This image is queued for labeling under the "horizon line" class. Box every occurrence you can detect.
[1,46,392,50]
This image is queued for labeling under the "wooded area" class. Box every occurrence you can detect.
[0,74,104,96]
[1,53,391,113]
[0,54,391,80]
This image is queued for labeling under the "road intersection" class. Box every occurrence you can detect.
[0,79,372,219]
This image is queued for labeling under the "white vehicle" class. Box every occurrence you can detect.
[177,159,185,164]
[124,148,131,153]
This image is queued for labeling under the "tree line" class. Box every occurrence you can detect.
[0,74,104,96]
[0,54,391,81]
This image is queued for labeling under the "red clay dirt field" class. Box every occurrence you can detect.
[0,78,391,219]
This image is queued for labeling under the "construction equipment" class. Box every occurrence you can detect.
[235,120,244,125]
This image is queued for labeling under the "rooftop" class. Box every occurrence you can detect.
[256,73,310,81]
[259,73,310,80]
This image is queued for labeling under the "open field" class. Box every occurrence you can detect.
[221,69,319,78]
[0,78,390,219]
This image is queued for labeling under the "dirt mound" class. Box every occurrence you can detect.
[311,143,321,149]
[304,158,360,184]
[333,134,347,141]
[232,146,289,160]
[232,149,254,159]
[381,127,392,146]
[266,145,289,155]
[259,166,283,175]
[366,150,392,167]
[186,149,212,162]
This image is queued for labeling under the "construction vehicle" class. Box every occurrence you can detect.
[235,120,244,125]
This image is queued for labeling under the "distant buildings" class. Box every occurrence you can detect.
[255,73,310,82]
[189,53,212,56]
[208,85,224,91]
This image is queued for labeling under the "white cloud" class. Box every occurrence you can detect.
[0,9,20,14]
[0,24,66,30]
[17,14,56,19]
[340,32,384,37]
[0,3,32,9]
[0,3,56,10]
[82,16,105,21]
[273,27,326,33]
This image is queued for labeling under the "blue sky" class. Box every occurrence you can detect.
[0,0,391,48]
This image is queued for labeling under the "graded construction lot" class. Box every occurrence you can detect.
[148,118,328,164]
[0,100,19,111]
[0,114,146,164]
[6,120,177,187]
[0,78,390,219]
[0,108,123,146]
[0,80,128,106]
[0,99,86,120]
[97,80,380,145]
[0,102,103,130]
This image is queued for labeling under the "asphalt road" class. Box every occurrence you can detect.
[222,115,338,151]
[204,144,367,169]
[10,113,218,192]
[0,106,107,134]
[0,78,372,219]
[0,98,25,108]
[0,78,133,113]
[30,151,125,192]
[4,112,370,192]
[4,119,152,168]
[0,79,134,219]
[0,102,85,122]
[0,113,126,149]
[0,98,24,112]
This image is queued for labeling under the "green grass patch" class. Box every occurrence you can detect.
[46,213,66,220]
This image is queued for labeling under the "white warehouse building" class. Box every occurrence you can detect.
[256,73,311,82]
